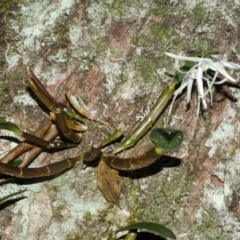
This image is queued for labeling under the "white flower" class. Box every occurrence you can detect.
[165,52,240,116]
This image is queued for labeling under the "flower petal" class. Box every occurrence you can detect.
[165,52,205,62]
[186,77,194,104]
[210,62,236,82]
[221,61,240,70]
[196,63,207,109]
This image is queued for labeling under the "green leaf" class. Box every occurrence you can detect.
[9,159,22,167]
[0,121,22,136]
[102,129,123,147]
[116,222,176,239]
[150,128,183,150]
[0,190,26,205]
[202,51,219,58]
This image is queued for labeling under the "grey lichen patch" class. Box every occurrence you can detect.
[4,0,77,68]
[65,204,129,239]
[13,93,38,107]
[193,207,235,239]
[194,209,223,239]
[114,164,194,236]
[192,100,240,238]
[205,104,237,159]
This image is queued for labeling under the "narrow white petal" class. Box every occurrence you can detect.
[165,52,204,62]
[210,62,236,82]
[221,61,240,70]
[174,81,188,96]
[196,64,207,109]
[168,81,188,115]
[186,77,194,104]
[211,78,228,85]
[211,54,223,61]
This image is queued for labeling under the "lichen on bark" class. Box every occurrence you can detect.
[0,0,240,239]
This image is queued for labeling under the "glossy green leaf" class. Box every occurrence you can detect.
[102,129,123,147]
[0,121,22,136]
[150,128,183,150]
[0,190,26,205]
[116,222,176,239]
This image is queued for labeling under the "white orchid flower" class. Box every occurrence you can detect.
[165,52,240,116]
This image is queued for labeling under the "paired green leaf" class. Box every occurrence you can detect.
[116,222,176,239]
[150,128,183,151]
[0,121,22,136]
[0,190,26,205]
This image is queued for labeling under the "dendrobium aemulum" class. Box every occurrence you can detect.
[165,52,240,116]
[2,51,239,178]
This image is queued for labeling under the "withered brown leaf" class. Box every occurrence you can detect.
[97,159,120,206]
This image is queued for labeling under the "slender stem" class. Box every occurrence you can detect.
[0,152,83,178]
[113,81,176,154]
[0,121,52,164]
[20,124,59,167]
[102,147,163,170]
[21,132,51,148]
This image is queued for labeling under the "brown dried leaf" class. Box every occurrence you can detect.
[97,159,120,206]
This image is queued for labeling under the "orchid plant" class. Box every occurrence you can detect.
[165,52,240,116]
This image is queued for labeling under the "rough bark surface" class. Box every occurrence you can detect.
[0,1,240,239]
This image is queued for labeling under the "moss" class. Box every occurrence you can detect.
[0,0,25,10]
[194,212,223,239]
[103,0,128,19]
[65,232,93,240]
[65,204,118,239]
[188,5,207,26]
[71,40,107,70]
[192,37,208,52]
[133,55,157,83]
[44,26,70,48]
[151,23,172,40]
[126,205,145,223]
[130,32,168,83]
[53,204,67,221]
[48,183,61,201]
[150,4,170,16]
[229,146,238,156]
